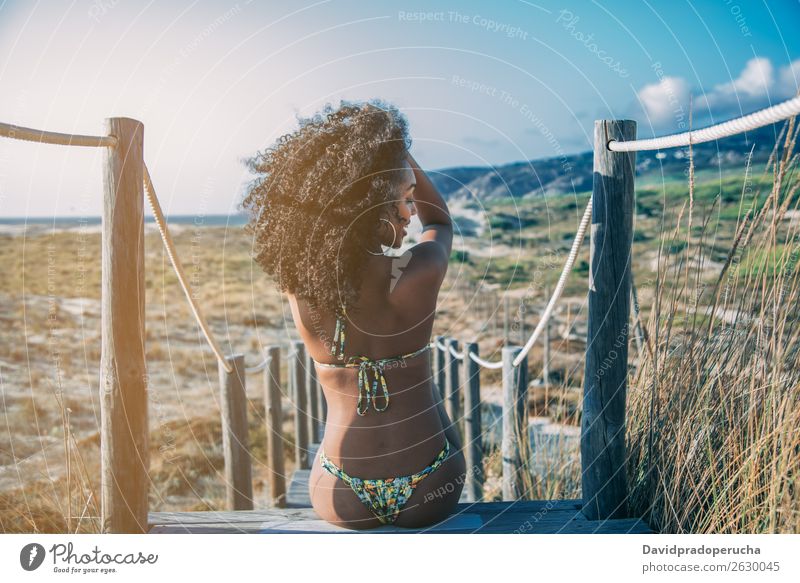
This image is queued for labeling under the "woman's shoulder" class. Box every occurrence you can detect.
[387,242,447,312]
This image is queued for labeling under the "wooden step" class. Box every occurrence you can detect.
[148,498,654,534]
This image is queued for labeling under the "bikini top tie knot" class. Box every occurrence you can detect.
[349,355,390,416]
[312,308,432,416]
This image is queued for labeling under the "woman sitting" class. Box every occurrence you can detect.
[240,99,466,530]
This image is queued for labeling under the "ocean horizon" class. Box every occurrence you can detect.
[0,214,249,227]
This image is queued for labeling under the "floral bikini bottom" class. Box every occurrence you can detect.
[318,436,451,526]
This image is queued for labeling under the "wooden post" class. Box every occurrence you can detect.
[219,353,253,510]
[492,291,498,337]
[463,341,484,502]
[444,337,462,443]
[264,345,286,507]
[501,345,529,501]
[543,286,550,386]
[305,352,321,443]
[290,341,310,469]
[631,275,645,360]
[100,117,148,534]
[581,119,636,521]
[434,335,447,401]
[503,295,510,343]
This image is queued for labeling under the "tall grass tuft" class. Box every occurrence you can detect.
[627,118,800,533]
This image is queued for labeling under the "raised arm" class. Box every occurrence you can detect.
[389,152,453,311]
[406,152,453,255]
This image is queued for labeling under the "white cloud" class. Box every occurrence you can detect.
[635,76,691,128]
[778,60,800,99]
[698,57,774,112]
[634,57,800,130]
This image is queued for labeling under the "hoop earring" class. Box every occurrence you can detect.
[364,218,397,256]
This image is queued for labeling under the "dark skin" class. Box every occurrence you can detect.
[286,152,466,530]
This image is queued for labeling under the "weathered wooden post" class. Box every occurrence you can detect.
[631,276,645,359]
[543,286,551,386]
[444,337,462,443]
[463,341,484,502]
[290,340,310,469]
[501,345,529,501]
[581,119,636,521]
[434,334,447,400]
[219,353,253,510]
[100,117,148,534]
[503,295,510,343]
[264,345,286,507]
[492,291,498,337]
[305,351,321,443]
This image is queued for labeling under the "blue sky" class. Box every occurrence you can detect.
[0,0,798,217]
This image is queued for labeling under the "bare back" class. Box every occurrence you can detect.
[286,247,444,476]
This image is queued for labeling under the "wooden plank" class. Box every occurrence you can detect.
[148,511,652,534]
[148,507,318,525]
[286,466,311,508]
[290,341,310,469]
[219,353,253,510]
[148,496,654,534]
[502,345,529,500]
[100,117,148,534]
[582,119,636,521]
[463,341,484,502]
[445,337,462,443]
[263,345,286,507]
[148,498,583,526]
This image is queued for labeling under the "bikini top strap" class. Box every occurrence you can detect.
[330,304,346,361]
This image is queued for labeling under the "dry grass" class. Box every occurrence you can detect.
[1,121,798,533]
[626,120,800,533]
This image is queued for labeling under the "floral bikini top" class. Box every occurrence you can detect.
[311,306,433,416]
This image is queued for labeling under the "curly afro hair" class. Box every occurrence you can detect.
[239,98,412,321]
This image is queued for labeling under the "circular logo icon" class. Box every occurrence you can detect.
[20,543,46,571]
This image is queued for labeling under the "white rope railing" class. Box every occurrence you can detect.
[143,163,234,374]
[456,198,592,370]
[244,358,270,374]
[469,350,504,370]
[513,198,592,367]
[608,94,800,152]
[5,91,800,376]
[448,344,465,360]
[0,121,117,148]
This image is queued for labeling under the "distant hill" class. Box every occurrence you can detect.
[428,122,795,201]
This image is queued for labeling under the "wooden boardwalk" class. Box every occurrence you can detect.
[148,443,654,534]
